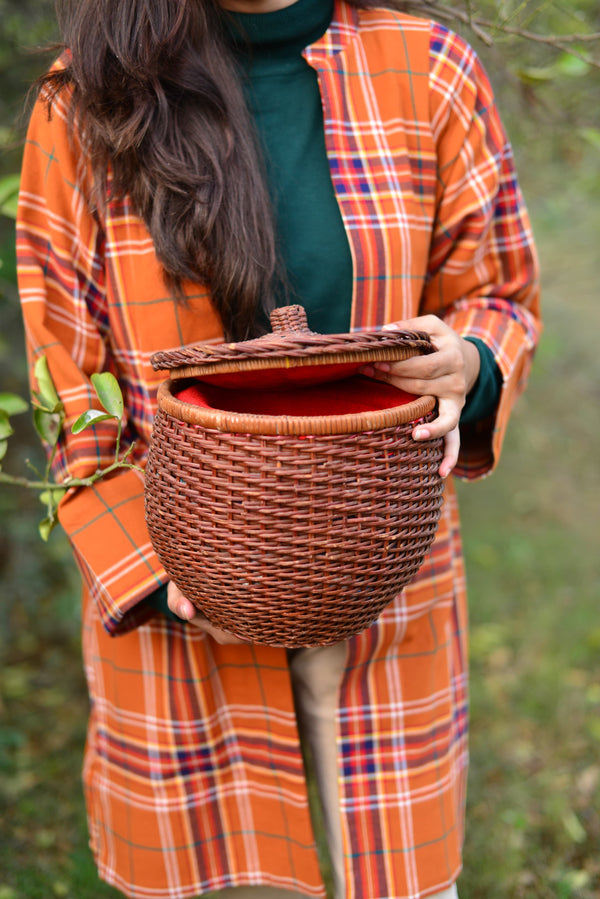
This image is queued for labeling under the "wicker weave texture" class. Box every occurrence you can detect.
[159,379,436,436]
[145,410,444,647]
[150,327,434,373]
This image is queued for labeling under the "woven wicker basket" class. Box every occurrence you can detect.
[145,306,444,646]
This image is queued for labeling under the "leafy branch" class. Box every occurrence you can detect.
[0,356,142,541]
[0,173,19,220]
[402,0,600,67]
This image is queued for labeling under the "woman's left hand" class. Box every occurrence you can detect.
[361,315,481,478]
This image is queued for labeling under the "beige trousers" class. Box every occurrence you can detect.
[210,642,459,899]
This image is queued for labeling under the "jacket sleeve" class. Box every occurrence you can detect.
[424,24,542,479]
[17,84,167,635]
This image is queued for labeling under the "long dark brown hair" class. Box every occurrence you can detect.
[40,0,407,340]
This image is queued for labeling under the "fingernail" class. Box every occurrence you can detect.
[375,362,390,372]
[177,603,192,621]
[414,427,430,440]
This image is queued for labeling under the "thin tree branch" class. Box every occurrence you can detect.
[401,0,600,66]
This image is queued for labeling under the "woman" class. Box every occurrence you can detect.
[16,0,541,897]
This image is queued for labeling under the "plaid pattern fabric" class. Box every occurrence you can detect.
[16,3,540,898]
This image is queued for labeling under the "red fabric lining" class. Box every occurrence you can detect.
[197,361,368,389]
[176,374,416,416]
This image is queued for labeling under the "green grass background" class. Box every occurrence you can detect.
[1,2,599,897]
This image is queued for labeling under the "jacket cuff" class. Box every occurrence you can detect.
[57,468,168,635]
[447,302,540,480]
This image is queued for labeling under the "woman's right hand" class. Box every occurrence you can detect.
[167,582,249,645]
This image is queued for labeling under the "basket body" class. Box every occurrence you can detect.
[146,306,444,647]
[145,398,444,647]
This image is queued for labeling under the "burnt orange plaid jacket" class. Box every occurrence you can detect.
[17,4,540,898]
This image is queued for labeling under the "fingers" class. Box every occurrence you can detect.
[412,418,460,478]
[383,314,441,336]
[368,367,464,402]
[439,425,460,479]
[413,400,461,478]
[166,581,248,644]
[361,317,481,480]
[368,342,466,387]
[380,317,481,396]
[167,580,196,621]
[187,613,248,645]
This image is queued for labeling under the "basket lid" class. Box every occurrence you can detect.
[150,305,434,388]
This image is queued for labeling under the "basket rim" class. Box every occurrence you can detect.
[157,379,436,436]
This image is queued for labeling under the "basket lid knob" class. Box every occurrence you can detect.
[269,305,311,334]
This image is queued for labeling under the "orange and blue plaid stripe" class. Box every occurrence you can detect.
[17,3,540,897]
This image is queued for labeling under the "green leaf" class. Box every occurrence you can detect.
[39,514,59,542]
[91,372,124,419]
[33,408,62,446]
[0,886,19,899]
[580,127,600,151]
[40,488,67,506]
[514,65,556,84]
[0,126,16,147]
[0,411,14,440]
[34,356,62,413]
[0,173,20,220]
[556,52,590,78]
[0,393,29,416]
[563,811,587,844]
[32,393,63,415]
[71,408,115,435]
[559,870,591,892]
[0,439,7,461]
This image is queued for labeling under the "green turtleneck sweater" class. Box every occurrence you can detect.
[226,0,352,334]
[145,0,501,623]
[224,0,500,421]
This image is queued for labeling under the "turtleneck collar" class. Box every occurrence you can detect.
[225,0,334,61]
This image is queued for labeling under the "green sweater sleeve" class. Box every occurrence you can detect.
[460,337,503,425]
[142,582,186,623]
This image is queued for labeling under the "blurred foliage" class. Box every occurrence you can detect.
[463,0,600,172]
[0,0,57,174]
[0,0,599,897]
[0,1,79,718]
[457,191,600,898]
[0,174,19,218]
